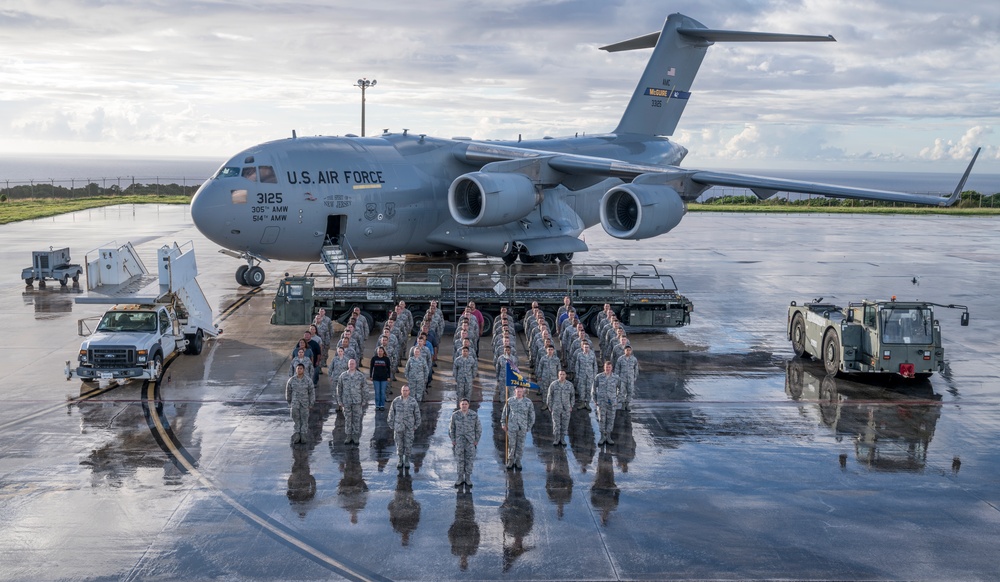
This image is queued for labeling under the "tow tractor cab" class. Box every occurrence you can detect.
[788,297,970,379]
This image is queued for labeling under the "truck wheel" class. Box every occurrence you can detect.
[185,329,204,355]
[153,353,164,380]
[246,266,265,287]
[236,265,249,286]
[791,314,808,358]
[822,330,841,376]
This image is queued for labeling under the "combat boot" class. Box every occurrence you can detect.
[397,456,404,469]
[455,475,463,488]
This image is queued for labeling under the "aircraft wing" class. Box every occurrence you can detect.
[462,143,980,208]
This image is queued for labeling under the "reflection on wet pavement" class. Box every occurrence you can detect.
[3,209,1000,580]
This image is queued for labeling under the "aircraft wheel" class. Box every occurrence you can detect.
[479,312,494,337]
[502,251,517,266]
[790,314,808,358]
[822,330,841,376]
[24,277,33,286]
[246,266,265,287]
[235,265,249,286]
[538,254,554,264]
[556,253,574,263]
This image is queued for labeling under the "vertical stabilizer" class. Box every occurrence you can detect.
[605,13,710,137]
[604,13,835,137]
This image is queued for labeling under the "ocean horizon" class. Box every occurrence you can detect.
[1,154,997,198]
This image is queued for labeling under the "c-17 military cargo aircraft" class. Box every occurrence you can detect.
[191,13,980,288]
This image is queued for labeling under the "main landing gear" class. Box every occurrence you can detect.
[502,243,573,265]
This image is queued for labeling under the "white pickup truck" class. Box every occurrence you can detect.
[68,241,219,385]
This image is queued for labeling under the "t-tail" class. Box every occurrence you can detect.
[603,13,836,137]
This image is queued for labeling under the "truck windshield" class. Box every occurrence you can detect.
[96,311,158,333]
[881,307,933,344]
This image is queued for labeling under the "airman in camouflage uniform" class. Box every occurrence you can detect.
[388,384,421,470]
[328,346,350,406]
[404,346,430,402]
[289,348,314,379]
[574,342,597,410]
[615,345,639,411]
[337,358,369,445]
[501,386,535,470]
[286,364,315,444]
[314,309,333,361]
[495,345,517,388]
[449,398,482,488]
[453,346,477,405]
[535,344,560,412]
[592,361,621,446]
[546,369,575,446]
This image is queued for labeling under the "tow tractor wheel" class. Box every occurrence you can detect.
[822,330,841,376]
[59,275,68,287]
[72,273,80,283]
[23,277,33,286]
[791,314,808,358]
[246,266,265,287]
[236,265,250,286]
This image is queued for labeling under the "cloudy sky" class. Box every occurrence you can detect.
[1,0,998,171]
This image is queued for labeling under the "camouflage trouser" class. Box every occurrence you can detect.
[291,401,310,442]
[506,428,527,465]
[394,428,414,459]
[551,407,571,441]
[455,377,473,403]
[344,404,364,440]
[621,378,635,406]
[409,379,427,403]
[596,405,616,440]
[576,376,593,402]
[455,441,476,480]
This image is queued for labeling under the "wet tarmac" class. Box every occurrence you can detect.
[1,206,999,581]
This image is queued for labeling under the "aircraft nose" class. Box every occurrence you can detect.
[190,179,231,246]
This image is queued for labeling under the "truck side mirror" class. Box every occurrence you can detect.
[961,312,969,327]
[846,310,854,323]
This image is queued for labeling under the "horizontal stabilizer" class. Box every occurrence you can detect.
[600,28,834,52]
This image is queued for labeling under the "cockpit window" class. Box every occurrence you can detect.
[216,166,240,179]
[259,165,277,184]
[241,166,257,182]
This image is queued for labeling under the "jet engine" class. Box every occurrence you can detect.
[599,184,686,240]
[448,172,540,227]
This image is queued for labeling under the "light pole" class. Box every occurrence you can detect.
[356,77,377,137]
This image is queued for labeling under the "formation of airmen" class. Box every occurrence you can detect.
[284,297,640,486]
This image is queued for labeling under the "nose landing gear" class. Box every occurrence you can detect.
[233,254,267,287]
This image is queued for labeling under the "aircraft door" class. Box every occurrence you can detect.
[325,215,347,246]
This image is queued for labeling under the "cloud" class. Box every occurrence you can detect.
[919,126,996,161]
[0,0,996,170]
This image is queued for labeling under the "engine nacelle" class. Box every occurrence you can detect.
[600,184,686,240]
[448,172,540,227]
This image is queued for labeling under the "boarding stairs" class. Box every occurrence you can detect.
[321,244,351,278]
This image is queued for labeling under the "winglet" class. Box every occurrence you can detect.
[942,147,981,207]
